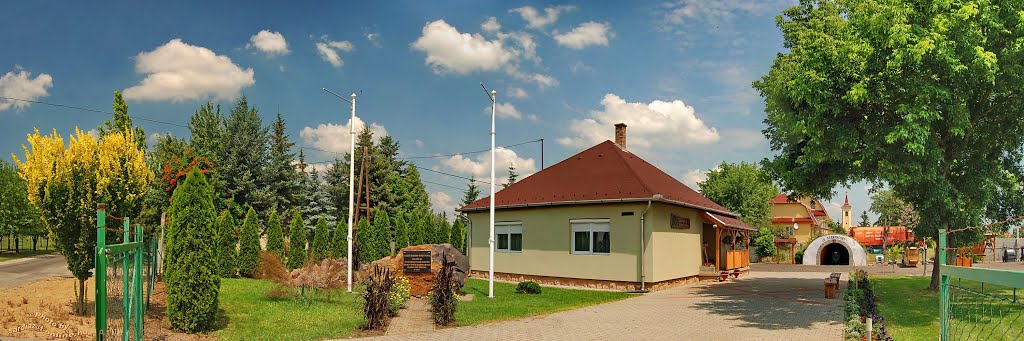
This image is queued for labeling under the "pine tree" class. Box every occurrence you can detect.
[216,212,238,278]
[237,208,262,278]
[330,220,348,259]
[287,211,307,270]
[266,210,284,257]
[859,211,871,227]
[165,169,219,332]
[221,96,272,214]
[450,219,467,253]
[187,102,228,208]
[324,157,349,221]
[504,164,519,189]
[98,90,146,150]
[462,176,481,207]
[354,218,372,264]
[436,213,452,245]
[267,113,301,213]
[312,216,331,261]
[371,210,393,260]
[303,169,336,229]
[394,212,410,250]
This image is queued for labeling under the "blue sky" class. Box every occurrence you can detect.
[0,0,878,222]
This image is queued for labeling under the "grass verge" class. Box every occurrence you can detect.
[456,278,631,326]
[214,278,364,341]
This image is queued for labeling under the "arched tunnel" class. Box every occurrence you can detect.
[820,243,850,265]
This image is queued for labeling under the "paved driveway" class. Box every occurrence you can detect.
[0,254,72,289]
[359,271,845,341]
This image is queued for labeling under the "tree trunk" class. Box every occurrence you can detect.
[929,224,947,290]
[76,278,87,315]
[31,236,37,251]
[14,235,19,253]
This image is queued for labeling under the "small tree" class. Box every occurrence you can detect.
[503,164,519,189]
[217,212,238,278]
[238,207,262,277]
[436,214,452,245]
[166,169,219,332]
[312,216,331,261]
[450,218,467,253]
[266,210,284,257]
[752,227,777,259]
[394,212,410,250]
[859,211,871,227]
[287,212,307,270]
[330,220,348,259]
[355,218,373,264]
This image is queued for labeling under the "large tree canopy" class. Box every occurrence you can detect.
[698,161,779,230]
[754,0,1024,288]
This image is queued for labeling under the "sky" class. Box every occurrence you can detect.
[0,0,879,222]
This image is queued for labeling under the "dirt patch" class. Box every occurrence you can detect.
[0,277,214,340]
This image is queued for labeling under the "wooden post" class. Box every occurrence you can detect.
[791,242,796,264]
[715,226,720,271]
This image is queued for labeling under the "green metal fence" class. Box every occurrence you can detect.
[939,228,1024,340]
[94,204,153,341]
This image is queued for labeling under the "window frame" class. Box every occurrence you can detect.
[494,222,523,253]
[570,219,611,255]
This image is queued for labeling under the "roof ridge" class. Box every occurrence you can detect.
[606,142,654,198]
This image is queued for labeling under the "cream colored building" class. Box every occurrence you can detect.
[459,124,753,291]
[769,194,834,244]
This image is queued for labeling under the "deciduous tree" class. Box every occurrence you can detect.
[698,162,779,230]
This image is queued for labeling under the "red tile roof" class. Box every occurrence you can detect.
[812,210,828,217]
[459,140,738,217]
[769,193,791,203]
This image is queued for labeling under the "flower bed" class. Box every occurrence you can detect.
[843,270,893,341]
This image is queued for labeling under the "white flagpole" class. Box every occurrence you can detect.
[488,88,496,299]
[347,93,356,293]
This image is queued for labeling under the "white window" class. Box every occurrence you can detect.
[571,219,611,255]
[495,222,522,252]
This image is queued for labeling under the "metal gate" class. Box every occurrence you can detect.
[95,204,149,341]
[939,228,1024,340]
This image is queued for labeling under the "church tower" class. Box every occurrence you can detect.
[841,194,853,231]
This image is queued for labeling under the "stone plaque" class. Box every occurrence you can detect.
[403,250,432,273]
[670,214,690,229]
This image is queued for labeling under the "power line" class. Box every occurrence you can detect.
[0,96,189,128]
[396,139,542,160]
[305,157,492,185]
[421,179,467,191]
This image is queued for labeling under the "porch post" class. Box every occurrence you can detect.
[715,226,720,271]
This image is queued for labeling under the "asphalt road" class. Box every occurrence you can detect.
[0,254,72,289]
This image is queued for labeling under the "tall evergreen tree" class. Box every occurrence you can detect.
[287,211,307,270]
[436,213,452,244]
[188,102,228,210]
[237,207,262,278]
[462,176,481,207]
[324,157,349,221]
[267,113,301,213]
[394,212,410,250]
[266,210,284,257]
[98,90,146,150]
[859,211,871,227]
[303,169,336,228]
[221,96,272,214]
[354,218,373,264]
[216,211,238,278]
[329,220,348,259]
[165,169,219,332]
[450,219,467,253]
[370,210,393,260]
[504,164,518,189]
[312,216,331,262]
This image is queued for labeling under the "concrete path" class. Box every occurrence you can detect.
[0,254,72,289]
[385,298,434,336]
[356,271,845,341]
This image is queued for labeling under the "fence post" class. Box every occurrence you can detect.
[123,217,130,341]
[939,228,948,341]
[866,317,873,341]
[134,223,144,341]
[95,204,107,340]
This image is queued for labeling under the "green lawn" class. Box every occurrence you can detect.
[456,278,632,326]
[873,275,1024,341]
[214,278,364,341]
[0,236,57,262]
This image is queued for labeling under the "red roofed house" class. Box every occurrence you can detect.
[458,124,754,291]
[768,193,834,244]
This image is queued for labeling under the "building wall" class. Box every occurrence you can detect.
[465,203,653,282]
[647,203,707,282]
[770,203,816,243]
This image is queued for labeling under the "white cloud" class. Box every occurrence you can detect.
[570,61,593,73]
[414,139,425,148]
[299,116,387,157]
[505,66,558,88]
[554,22,613,49]
[657,0,794,47]
[438,147,536,181]
[558,94,719,153]
[123,39,254,102]
[366,32,382,48]
[510,5,576,29]
[0,67,52,112]
[316,38,354,68]
[485,102,524,120]
[146,132,168,145]
[247,30,289,56]
[411,20,514,74]
[430,191,459,220]
[481,16,501,32]
[681,169,709,188]
[527,114,540,122]
[507,87,528,99]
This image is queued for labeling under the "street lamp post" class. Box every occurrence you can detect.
[481,83,496,299]
[322,88,356,293]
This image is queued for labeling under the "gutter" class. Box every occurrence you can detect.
[459,196,739,218]
[638,194,661,292]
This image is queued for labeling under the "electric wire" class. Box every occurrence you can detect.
[0,96,189,128]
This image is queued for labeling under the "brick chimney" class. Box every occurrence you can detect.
[614,123,627,148]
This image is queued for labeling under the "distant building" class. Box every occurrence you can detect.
[459,124,754,291]
[768,193,833,244]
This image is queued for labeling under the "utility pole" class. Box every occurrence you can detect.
[481,83,496,299]
[323,88,356,293]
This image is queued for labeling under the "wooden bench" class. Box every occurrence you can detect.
[824,273,841,299]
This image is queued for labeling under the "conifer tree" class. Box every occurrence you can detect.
[462,177,481,207]
[187,102,228,208]
[312,216,331,261]
[436,213,452,245]
[371,210,393,259]
[329,220,348,259]
[165,169,219,332]
[267,113,301,213]
[266,210,284,257]
[287,211,307,270]
[216,212,238,278]
[237,207,262,277]
[98,90,146,150]
[504,164,518,189]
[221,96,272,214]
[394,212,410,250]
[450,219,467,253]
[354,218,372,264]
[303,169,336,229]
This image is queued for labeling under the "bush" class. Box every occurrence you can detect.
[753,227,777,258]
[266,210,285,257]
[362,265,394,330]
[287,211,307,270]
[217,212,238,278]
[238,208,262,278]
[165,169,220,332]
[430,252,458,326]
[289,258,348,290]
[254,251,289,284]
[312,216,331,262]
[389,276,411,316]
[330,220,348,259]
[515,281,542,294]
